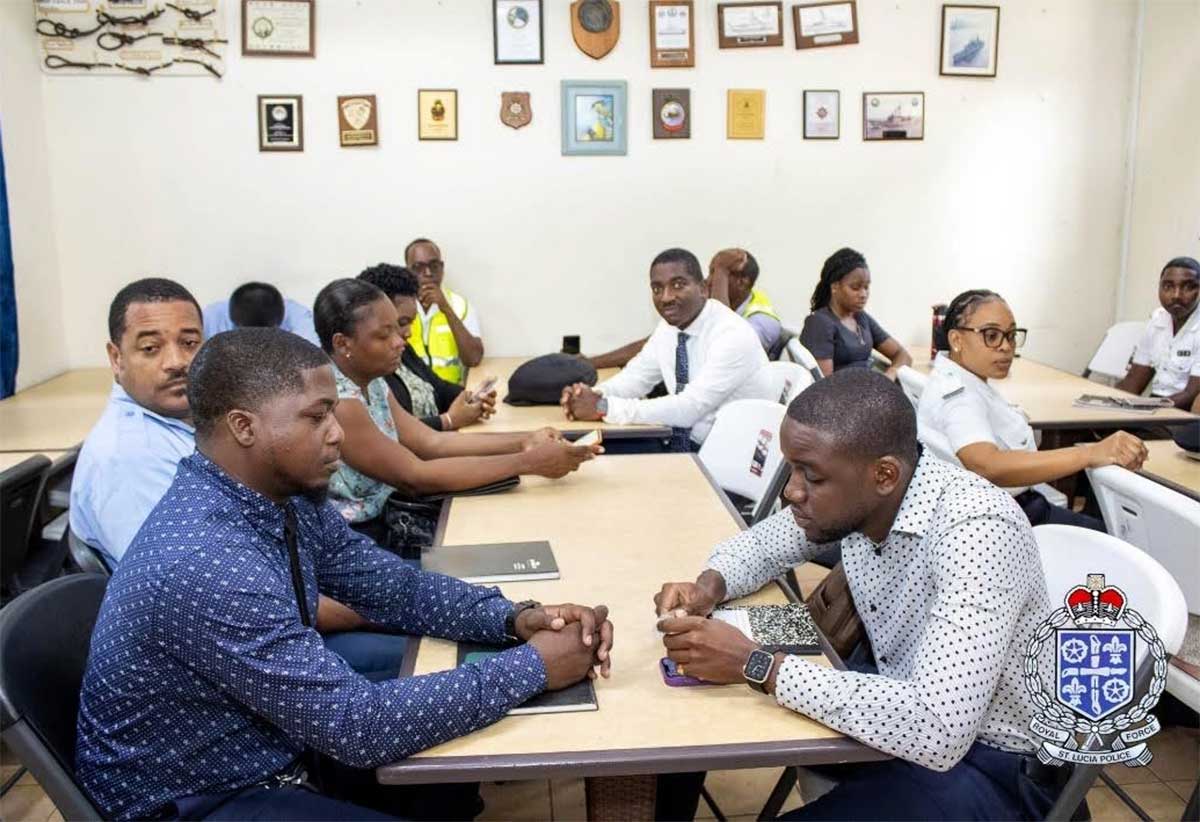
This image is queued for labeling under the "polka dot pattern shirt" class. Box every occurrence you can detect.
[706,454,1052,772]
[75,452,546,820]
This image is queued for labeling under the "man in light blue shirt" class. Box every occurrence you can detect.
[202,281,319,345]
[70,278,202,567]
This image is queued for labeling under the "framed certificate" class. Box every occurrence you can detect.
[649,1,694,67]
[726,88,765,139]
[418,89,458,141]
[243,0,314,57]
[337,95,378,147]
[863,92,924,141]
[717,2,783,49]
[940,4,1000,77]
[803,90,839,139]
[258,94,303,151]
[793,1,858,49]
[652,88,690,139]
[494,0,543,64]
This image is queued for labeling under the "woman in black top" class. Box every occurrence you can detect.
[358,264,496,430]
[800,247,913,379]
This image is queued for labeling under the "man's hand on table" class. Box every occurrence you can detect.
[656,615,763,686]
[653,569,727,618]
[520,603,613,682]
[560,384,605,422]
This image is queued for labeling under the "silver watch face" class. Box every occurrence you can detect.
[744,649,773,683]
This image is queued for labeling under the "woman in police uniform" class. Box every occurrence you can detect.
[917,289,1148,529]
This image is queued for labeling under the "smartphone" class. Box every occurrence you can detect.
[660,657,706,687]
[574,430,603,448]
[471,376,498,400]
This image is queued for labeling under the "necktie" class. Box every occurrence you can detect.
[671,331,692,452]
[283,506,312,627]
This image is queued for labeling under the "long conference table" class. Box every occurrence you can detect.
[377,453,880,802]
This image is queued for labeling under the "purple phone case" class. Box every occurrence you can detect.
[660,657,706,687]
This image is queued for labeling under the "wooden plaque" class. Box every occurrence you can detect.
[571,0,620,60]
[792,1,859,49]
[649,1,694,67]
[652,88,691,139]
[717,2,783,49]
[337,94,377,147]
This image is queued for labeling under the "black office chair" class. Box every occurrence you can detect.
[0,573,108,820]
[66,528,111,577]
[1,455,52,602]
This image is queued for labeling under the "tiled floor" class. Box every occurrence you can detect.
[3,727,1195,821]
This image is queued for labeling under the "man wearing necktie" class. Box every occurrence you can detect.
[562,247,775,452]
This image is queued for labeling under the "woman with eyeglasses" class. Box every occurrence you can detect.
[917,289,1147,529]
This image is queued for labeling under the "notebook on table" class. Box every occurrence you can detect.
[1072,394,1174,414]
[711,603,823,655]
[421,540,559,584]
[456,643,598,714]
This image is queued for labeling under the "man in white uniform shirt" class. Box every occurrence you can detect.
[561,247,773,452]
[655,369,1070,820]
[1116,256,1200,409]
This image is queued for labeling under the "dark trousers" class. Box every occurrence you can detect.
[1015,489,1106,532]
[780,742,1064,821]
[178,784,395,820]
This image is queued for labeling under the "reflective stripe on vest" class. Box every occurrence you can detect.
[740,288,780,322]
[408,288,470,385]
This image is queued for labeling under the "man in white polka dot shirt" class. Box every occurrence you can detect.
[656,369,1067,820]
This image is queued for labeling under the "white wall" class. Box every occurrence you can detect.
[6,0,1145,373]
[1121,0,1200,323]
[1,0,68,390]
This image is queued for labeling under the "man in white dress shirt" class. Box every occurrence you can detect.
[654,369,1070,820]
[561,247,774,452]
[1116,256,1200,409]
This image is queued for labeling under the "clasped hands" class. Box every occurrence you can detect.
[517,603,614,689]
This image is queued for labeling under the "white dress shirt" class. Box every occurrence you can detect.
[416,294,482,338]
[917,352,1036,494]
[1131,306,1200,397]
[706,454,1052,772]
[596,299,774,444]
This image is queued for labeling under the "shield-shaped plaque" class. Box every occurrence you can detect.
[1055,629,1135,721]
[500,92,532,129]
[571,0,620,59]
[337,94,378,147]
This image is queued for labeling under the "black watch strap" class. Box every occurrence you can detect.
[504,600,542,642]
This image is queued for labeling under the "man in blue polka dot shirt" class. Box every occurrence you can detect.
[75,328,613,820]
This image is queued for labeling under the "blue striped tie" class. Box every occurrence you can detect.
[671,331,691,451]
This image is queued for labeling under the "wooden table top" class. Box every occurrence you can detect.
[0,450,72,472]
[0,369,113,452]
[1140,440,1200,500]
[462,357,671,439]
[909,352,1197,430]
[377,454,881,785]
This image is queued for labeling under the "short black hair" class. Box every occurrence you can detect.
[936,289,1004,351]
[651,248,703,282]
[313,278,387,353]
[404,238,440,264]
[108,277,203,344]
[358,264,419,300]
[188,327,330,438]
[739,251,760,285]
[786,368,920,467]
[229,282,285,328]
[811,248,868,312]
[1162,256,1200,277]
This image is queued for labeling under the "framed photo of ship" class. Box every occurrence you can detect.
[940,5,999,77]
[862,92,923,141]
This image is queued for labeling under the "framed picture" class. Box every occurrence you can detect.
[337,94,378,147]
[649,0,694,67]
[862,92,924,141]
[242,0,315,57]
[494,0,543,64]
[257,94,303,151]
[792,1,858,49]
[803,90,839,139]
[417,90,458,140]
[726,88,765,139]
[561,80,627,156]
[940,4,999,76]
[717,2,783,49]
[652,88,690,139]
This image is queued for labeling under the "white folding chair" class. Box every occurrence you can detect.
[782,336,823,382]
[1086,465,1200,614]
[896,365,927,410]
[698,399,788,525]
[1033,524,1188,821]
[763,361,813,406]
[1083,321,1145,383]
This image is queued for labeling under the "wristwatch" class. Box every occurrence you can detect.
[596,397,608,418]
[504,599,542,642]
[743,648,776,694]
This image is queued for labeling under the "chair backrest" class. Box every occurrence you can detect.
[67,528,112,577]
[698,399,787,516]
[1084,320,1145,381]
[782,337,823,382]
[896,365,928,410]
[0,573,108,820]
[38,449,79,526]
[1,456,52,597]
[763,361,813,406]
[1086,465,1200,613]
[1033,524,1188,660]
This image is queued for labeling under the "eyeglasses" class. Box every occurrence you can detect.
[956,326,1028,350]
[410,260,444,276]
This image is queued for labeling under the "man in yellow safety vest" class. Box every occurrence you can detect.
[404,238,485,385]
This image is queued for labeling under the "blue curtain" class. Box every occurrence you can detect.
[0,119,16,398]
